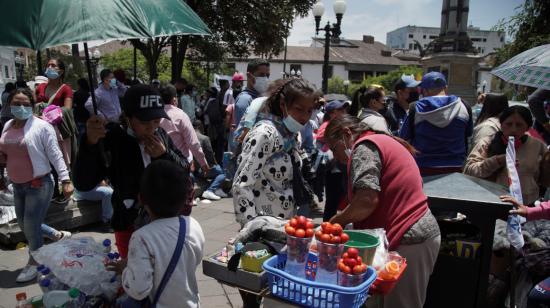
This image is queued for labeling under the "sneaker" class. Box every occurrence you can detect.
[200,199,212,204]
[16,265,37,283]
[214,189,228,198]
[192,198,199,206]
[57,231,72,241]
[202,190,221,200]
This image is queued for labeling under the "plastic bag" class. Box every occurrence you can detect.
[368,228,389,271]
[32,237,120,296]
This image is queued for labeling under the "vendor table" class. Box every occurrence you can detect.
[423,173,512,308]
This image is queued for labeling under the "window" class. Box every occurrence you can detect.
[4,66,9,78]
[408,34,413,38]
[500,36,504,42]
[289,64,302,75]
[482,38,487,42]
[348,71,364,82]
[409,43,413,49]
[471,38,482,42]
[423,35,426,39]
[413,44,418,50]
[429,35,438,39]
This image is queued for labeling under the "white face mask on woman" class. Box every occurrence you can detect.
[253,76,269,95]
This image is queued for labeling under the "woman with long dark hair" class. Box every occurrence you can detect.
[324,114,440,308]
[471,93,509,147]
[35,58,73,109]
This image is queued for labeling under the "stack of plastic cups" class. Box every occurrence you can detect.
[316,241,344,284]
[338,271,367,287]
[284,234,312,279]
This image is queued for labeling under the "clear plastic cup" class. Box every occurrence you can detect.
[316,241,344,284]
[338,271,367,287]
[285,234,312,278]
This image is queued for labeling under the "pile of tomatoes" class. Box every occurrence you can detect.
[338,248,368,275]
[315,222,350,244]
[285,216,315,238]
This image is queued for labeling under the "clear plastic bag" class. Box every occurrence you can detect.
[367,228,389,271]
[32,237,120,296]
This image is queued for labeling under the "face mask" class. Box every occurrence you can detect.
[234,84,243,92]
[110,78,117,89]
[253,76,269,94]
[282,104,305,133]
[11,106,33,120]
[45,68,59,80]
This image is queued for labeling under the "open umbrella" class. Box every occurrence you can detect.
[491,44,550,91]
[0,0,210,112]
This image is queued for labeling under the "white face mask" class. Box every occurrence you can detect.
[342,138,352,158]
[253,76,269,94]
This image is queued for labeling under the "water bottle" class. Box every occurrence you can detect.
[65,288,86,308]
[39,278,52,293]
[43,290,71,308]
[41,268,66,291]
[102,239,112,254]
[36,265,46,284]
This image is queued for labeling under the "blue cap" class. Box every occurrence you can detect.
[401,74,420,88]
[40,278,51,287]
[325,100,350,113]
[103,239,111,247]
[420,72,447,90]
[37,264,45,272]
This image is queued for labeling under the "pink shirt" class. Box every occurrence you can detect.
[160,104,208,168]
[0,127,34,183]
[527,201,550,221]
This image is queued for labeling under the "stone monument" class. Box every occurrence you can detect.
[422,0,481,104]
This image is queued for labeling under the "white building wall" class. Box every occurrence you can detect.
[0,47,17,93]
[477,71,493,93]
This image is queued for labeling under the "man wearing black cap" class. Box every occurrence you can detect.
[383,74,420,135]
[73,84,191,259]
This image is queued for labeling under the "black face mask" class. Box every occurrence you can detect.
[407,91,420,103]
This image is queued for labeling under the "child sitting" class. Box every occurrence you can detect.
[120,160,205,307]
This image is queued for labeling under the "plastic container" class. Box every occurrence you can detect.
[241,253,272,273]
[284,234,312,279]
[344,231,380,266]
[338,271,368,287]
[65,288,86,308]
[316,241,344,284]
[102,239,112,254]
[43,290,71,308]
[263,253,377,308]
[369,259,408,295]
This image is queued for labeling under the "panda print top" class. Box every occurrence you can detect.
[232,119,300,227]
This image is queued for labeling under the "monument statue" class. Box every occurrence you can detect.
[427,0,475,54]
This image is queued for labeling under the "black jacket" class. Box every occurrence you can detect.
[73,123,190,231]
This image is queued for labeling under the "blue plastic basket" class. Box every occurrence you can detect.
[263,253,377,308]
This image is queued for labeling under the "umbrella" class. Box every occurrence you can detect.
[0,0,211,113]
[491,44,550,91]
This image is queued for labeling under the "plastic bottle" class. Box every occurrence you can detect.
[36,266,46,285]
[378,260,400,280]
[39,278,52,293]
[15,292,32,308]
[102,239,112,254]
[40,268,66,291]
[42,290,71,308]
[65,288,86,308]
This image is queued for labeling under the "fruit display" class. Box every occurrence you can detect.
[284,216,315,278]
[315,223,347,283]
[338,247,369,287]
[314,222,350,244]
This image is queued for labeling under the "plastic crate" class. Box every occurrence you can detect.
[263,253,376,308]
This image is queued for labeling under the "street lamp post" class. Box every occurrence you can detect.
[313,0,346,94]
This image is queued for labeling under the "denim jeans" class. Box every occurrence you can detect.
[13,174,54,251]
[74,185,114,222]
[206,165,226,192]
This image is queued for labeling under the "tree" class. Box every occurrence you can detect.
[130,0,316,81]
[492,0,550,65]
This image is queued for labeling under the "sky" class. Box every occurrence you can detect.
[288,0,525,46]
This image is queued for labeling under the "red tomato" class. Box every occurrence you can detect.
[331,235,341,244]
[297,216,308,227]
[285,226,296,236]
[345,258,357,268]
[320,234,331,243]
[343,265,352,274]
[342,252,349,259]
[332,223,343,235]
[340,233,350,244]
[295,228,306,238]
[320,222,329,232]
[353,265,364,275]
[347,248,359,259]
[324,225,334,235]
[306,221,315,230]
[338,262,346,272]
[361,264,367,272]
[357,256,363,264]
[315,230,323,240]
[305,228,314,238]
[289,218,298,228]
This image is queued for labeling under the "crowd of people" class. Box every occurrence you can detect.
[1,55,550,307]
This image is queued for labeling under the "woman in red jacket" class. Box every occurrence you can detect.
[324,115,440,308]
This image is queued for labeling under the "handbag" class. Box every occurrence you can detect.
[121,216,187,308]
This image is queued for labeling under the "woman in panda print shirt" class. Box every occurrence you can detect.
[232,78,317,227]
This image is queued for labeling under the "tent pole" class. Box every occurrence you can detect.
[84,43,98,114]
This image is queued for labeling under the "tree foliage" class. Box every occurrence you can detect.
[131,0,316,81]
[328,66,423,95]
[492,0,550,65]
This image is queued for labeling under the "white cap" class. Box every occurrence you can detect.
[34,76,48,84]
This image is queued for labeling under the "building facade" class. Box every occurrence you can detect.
[229,35,418,90]
[387,25,505,56]
[0,47,17,93]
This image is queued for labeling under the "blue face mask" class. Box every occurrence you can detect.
[110,78,117,89]
[282,104,305,133]
[11,106,33,120]
[45,68,60,80]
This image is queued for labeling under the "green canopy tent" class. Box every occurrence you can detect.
[0,0,210,113]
